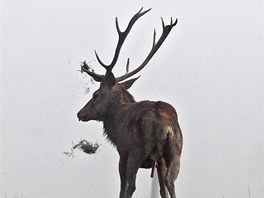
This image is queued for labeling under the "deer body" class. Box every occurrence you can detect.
[77,8,183,198]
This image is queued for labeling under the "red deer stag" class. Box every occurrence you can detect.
[77,8,183,198]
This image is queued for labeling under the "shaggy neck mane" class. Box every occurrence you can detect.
[102,87,135,146]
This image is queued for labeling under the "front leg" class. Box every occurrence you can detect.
[125,150,147,198]
[119,155,128,198]
[119,152,142,198]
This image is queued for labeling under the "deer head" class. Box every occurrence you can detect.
[77,7,177,122]
[77,75,138,122]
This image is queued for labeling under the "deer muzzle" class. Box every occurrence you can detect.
[77,110,88,122]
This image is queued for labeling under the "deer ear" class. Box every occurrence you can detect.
[104,71,116,88]
[120,76,140,90]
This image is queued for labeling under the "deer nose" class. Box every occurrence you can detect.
[77,110,89,122]
[77,112,83,121]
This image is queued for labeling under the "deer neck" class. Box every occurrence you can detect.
[102,100,134,146]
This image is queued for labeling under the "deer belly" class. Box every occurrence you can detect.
[140,149,161,169]
[140,157,153,169]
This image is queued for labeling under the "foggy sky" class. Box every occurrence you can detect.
[1,1,263,198]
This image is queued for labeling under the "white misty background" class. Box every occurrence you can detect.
[1,1,263,198]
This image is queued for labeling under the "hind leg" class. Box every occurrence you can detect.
[157,158,168,198]
[164,155,181,198]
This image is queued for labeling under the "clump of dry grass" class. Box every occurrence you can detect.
[64,139,100,157]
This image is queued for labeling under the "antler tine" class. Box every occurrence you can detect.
[171,18,178,26]
[152,28,156,47]
[94,7,151,72]
[115,17,121,35]
[94,50,107,69]
[161,17,165,28]
[116,18,178,82]
[126,58,130,73]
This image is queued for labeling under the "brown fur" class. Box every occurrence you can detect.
[77,7,182,198]
[78,78,183,198]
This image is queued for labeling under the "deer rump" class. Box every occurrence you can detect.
[104,101,182,170]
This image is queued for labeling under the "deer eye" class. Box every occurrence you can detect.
[93,93,99,99]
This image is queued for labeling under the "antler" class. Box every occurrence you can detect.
[81,8,177,82]
[96,7,151,73]
[81,7,151,82]
[115,17,177,82]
